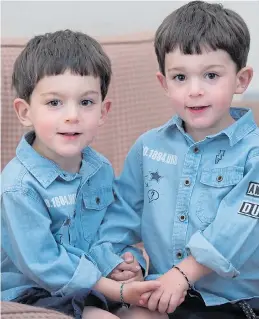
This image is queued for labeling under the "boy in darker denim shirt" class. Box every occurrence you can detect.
[1,30,161,319]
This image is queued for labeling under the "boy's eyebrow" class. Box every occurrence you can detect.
[203,64,226,70]
[80,90,100,96]
[40,90,100,97]
[167,65,226,73]
[167,67,186,73]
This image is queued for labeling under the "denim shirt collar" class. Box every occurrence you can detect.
[16,131,103,188]
[163,107,257,146]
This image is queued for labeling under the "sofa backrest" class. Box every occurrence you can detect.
[1,34,259,174]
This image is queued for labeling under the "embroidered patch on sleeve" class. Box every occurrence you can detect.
[239,201,259,219]
[246,182,259,198]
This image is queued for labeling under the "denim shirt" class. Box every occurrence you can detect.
[90,108,259,306]
[1,131,117,301]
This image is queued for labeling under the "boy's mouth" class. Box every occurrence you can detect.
[58,132,82,137]
[187,105,210,110]
[58,132,81,136]
[186,105,211,112]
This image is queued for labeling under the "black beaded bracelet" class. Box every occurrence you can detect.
[174,266,192,290]
[120,283,129,308]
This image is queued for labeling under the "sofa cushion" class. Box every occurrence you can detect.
[1,301,72,318]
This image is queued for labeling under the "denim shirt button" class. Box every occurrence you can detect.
[95,197,100,204]
[193,147,199,153]
[176,251,183,259]
[184,179,191,186]
[217,175,223,182]
[179,214,187,222]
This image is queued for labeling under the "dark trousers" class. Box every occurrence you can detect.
[169,291,259,319]
[13,287,121,319]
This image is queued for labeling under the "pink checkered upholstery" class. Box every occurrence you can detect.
[1,35,259,174]
[1,301,72,318]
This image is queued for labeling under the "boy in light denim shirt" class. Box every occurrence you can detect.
[90,2,259,318]
[0,29,162,319]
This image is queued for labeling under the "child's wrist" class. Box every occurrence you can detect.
[173,266,192,290]
[120,283,129,308]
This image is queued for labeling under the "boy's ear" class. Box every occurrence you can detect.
[13,98,33,127]
[156,72,169,94]
[235,66,253,94]
[99,99,112,126]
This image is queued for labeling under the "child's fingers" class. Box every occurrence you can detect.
[147,288,163,311]
[107,267,122,278]
[177,296,185,306]
[111,270,136,281]
[139,291,152,305]
[167,294,179,314]
[136,281,161,296]
[122,252,135,263]
[111,269,121,274]
[158,292,171,314]
[116,261,140,272]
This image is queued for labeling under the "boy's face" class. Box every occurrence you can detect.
[14,71,111,171]
[157,48,252,141]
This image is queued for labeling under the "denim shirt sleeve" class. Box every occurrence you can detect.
[1,188,102,296]
[90,138,146,276]
[187,152,259,278]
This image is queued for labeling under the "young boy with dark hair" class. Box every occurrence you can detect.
[90,2,259,318]
[1,29,162,319]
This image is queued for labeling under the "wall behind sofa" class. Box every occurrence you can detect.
[2,1,259,95]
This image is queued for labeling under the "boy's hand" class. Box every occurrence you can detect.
[139,268,189,313]
[123,280,161,306]
[109,252,141,282]
[117,268,144,283]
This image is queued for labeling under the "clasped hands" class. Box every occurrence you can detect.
[108,252,188,314]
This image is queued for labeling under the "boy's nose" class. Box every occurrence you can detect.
[64,105,79,123]
[188,80,204,97]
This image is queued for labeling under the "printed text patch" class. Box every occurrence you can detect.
[239,201,259,219]
[246,182,259,198]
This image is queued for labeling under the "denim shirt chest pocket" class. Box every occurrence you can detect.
[196,166,244,227]
[81,186,114,241]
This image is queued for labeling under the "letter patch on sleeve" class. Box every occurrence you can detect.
[239,201,259,219]
[246,182,259,198]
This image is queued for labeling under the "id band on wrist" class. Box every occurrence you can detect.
[174,266,192,290]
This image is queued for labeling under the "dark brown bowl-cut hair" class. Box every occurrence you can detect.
[12,29,112,102]
[155,1,250,75]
